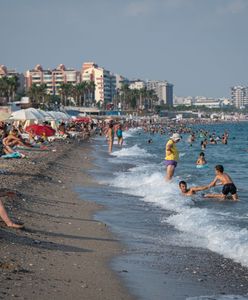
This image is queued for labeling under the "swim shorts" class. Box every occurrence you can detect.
[165,160,177,167]
[222,183,237,195]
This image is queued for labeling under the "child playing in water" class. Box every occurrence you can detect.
[204,165,238,201]
[196,152,207,165]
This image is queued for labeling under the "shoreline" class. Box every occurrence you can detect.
[0,140,136,300]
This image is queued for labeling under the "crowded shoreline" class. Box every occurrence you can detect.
[1,110,248,299]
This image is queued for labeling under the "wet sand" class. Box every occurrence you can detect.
[0,140,136,300]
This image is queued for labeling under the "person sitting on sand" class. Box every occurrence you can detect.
[3,129,27,149]
[0,191,24,229]
[179,181,209,196]
[204,165,238,201]
[196,152,207,165]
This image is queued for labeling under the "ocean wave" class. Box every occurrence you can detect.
[108,163,248,267]
[111,145,154,158]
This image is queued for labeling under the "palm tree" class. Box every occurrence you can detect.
[27,83,47,108]
[0,77,8,102]
[7,76,19,102]
[59,83,73,106]
[87,81,96,106]
[120,83,131,110]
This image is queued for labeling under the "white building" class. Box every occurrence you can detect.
[81,62,116,104]
[146,80,173,106]
[129,80,146,90]
[115,74,129,91]
[231,86,248,108]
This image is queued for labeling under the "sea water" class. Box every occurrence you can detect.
[77,122,248,299]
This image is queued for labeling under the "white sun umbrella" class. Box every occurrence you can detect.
[9,108,44,121]
[37,109,53,120]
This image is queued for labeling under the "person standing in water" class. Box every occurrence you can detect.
[204,165,238,201]
[116,124,123,147]
[107,123,114,153]
[165,133,181,181]
[196,152,207,166]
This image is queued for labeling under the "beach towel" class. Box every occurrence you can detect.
[1,152,23,159]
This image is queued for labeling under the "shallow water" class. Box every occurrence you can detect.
[77,123,248,299]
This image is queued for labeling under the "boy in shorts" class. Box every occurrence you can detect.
[204,165,238,201]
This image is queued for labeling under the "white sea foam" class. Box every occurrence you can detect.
[186,295,248,300]
[107,160,248,267]
[111,145,154,158]
[123,127,141,138]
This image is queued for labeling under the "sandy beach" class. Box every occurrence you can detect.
[0,140,136,300]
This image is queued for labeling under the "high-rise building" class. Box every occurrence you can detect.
[231,86,248,108]
[81,62,116,104]
[25,64,80,95]
[115,74,129,91]
[146,80,174,106]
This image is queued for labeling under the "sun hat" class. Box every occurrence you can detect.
[170,133,181,141]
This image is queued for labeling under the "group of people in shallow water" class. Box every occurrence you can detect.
[164,129,238,201]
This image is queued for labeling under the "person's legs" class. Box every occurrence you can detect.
[108,140,113,153]
[166,165,175,181]
[204,193,226,200]
[232,193,239,201]
[0,199,23,228]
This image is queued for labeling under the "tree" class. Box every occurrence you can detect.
[59,83,73,106]
[27,83,47,108]
[87,81,96,106]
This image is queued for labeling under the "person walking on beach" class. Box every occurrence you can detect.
[165,133,181,181]
[107,123,115,153]
[204,165,238,201]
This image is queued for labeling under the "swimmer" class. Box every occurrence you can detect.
[179,181,209,196]
[196,152,207,166]
[148,139,153,144]
[204,165,238,201]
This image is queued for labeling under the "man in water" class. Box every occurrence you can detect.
[179,181,209,196]
[165,133,181,181]
[204,165,238,201]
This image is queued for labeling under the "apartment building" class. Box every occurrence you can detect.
[25,64,80,95]
[81,62,116,104]
[231,86,248,108]
[146,80,173,106]
[129,80,146,90]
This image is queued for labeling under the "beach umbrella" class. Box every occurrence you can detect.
[25,124,56,137]
[9,108,44,121]
[73,117,91,123]
[0,111,11,121]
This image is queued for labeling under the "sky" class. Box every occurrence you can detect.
[0,0,248,97]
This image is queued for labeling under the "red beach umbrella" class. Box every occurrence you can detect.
[25,124,56,137]
[74,117,91,123]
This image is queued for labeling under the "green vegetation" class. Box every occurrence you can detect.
[0,76,19,102]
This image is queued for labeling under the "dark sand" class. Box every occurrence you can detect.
[0,140,136,300]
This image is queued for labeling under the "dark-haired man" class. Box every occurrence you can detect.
[179,181,209,196]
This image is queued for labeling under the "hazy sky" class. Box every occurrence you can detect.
[0,0,247,97]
